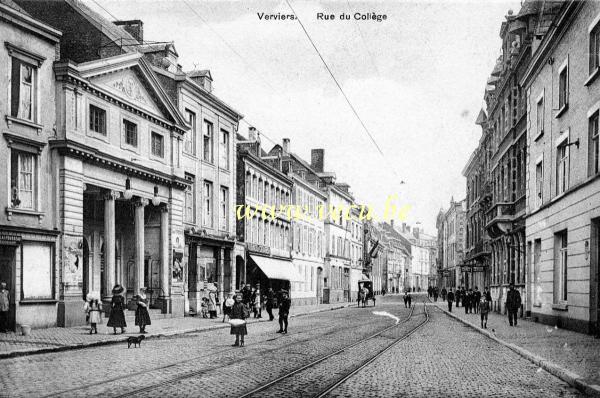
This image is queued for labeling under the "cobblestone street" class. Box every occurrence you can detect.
[0,295,585,397]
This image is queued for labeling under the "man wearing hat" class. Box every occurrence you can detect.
[277,290,291,334]
[0,282,10,333]
[506,283,522,327]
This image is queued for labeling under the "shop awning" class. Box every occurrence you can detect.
[250,255,303,282]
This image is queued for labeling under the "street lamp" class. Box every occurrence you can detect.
[151,185,161,206]
[123,178,133,200]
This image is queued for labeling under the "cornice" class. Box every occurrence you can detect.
[49,138,189,189]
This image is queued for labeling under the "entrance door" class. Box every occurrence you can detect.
[0,245,15,331]
[144,257,160,307]
[82,239,89,301]
[316,267,323,304]
[591,218,600,335]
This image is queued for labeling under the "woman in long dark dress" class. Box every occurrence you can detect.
[229,294,248,347]
[134,287,151,333]
[106,285,126,334]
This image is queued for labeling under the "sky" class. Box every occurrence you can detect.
[87,0,521,234]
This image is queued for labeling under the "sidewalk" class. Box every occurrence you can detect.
[431,300,600,397]
[0,301,354,359]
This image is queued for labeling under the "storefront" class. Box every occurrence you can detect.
[246,251,303,305]
[0,228,60,330]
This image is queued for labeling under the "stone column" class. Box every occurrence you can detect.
[218,247,225,305]
[103,190,118,301]
[134,198,148,296]
[159,205,170,313]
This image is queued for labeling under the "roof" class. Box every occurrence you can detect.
[67,0,139,51]
[0,0,28,14]
[139,42,178,56]
[187,69,212,80]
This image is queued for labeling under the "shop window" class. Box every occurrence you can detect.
[21,243,53,300]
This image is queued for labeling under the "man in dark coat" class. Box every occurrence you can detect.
[464,289,471,314]
[265,287,275,321]
[441,287,447,302]
[433,287,439,302]
[473,287,482,314]
[277,290,291,334]
[242,283,252,306]
[506,283,522,326]
[447,289,455,312]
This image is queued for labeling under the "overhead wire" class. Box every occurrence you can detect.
[285,0,405,184]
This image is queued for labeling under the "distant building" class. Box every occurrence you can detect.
[436,199,467,290]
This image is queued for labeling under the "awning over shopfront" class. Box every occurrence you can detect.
[250,255,303,282]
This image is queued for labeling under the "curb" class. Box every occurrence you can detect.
[0,302,356,360]
[431,300,600,397]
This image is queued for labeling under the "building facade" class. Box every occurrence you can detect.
[463,112,492,293]
[0,0,61,330]
[480,2,562,314]
[269,138,326,306]
[145,45,243,315]
[437,199,468,289]
[523,1,600,333]
[236,130,301,302]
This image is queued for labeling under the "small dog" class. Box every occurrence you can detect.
[127,335,145,348]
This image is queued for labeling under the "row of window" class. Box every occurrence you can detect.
[89,104,166,158]
[245,217,290,251]
[183,109,230,169]
[490,239,526,287]
[529,231,568,306]
[294,187,324,220]
[534,112,600,208]
[184,181,229,231]
[245,172,291,207]
[292,224,323,258]
[328,266,350,290]
[291,264,315,293]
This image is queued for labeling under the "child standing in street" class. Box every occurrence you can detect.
[229,293,248,347]
[84,293,102,334]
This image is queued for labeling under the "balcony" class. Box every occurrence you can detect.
[485,202,514,238]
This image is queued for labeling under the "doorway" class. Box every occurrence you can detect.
[0,245,15,331]
[591,218,599,335]
[316,267,323,304]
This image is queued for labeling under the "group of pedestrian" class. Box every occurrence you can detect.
[427,286,440,302]
[100,284,151,335]
[444,284,522,329]
[228,283,292,347]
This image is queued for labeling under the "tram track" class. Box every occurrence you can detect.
[238,300,429,398]
[39,304,398,398]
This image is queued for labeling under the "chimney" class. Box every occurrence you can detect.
[402,222,406,232]
[113,20,144,43]
[282,138,290,154]
[248,127,258,141]
[390,220,394,228]
[311,149,324,172]
[413,227,420,239]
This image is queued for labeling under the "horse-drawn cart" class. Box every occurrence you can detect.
[357,280,376,307]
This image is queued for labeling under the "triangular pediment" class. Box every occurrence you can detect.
[77,53,188,131]
[92,68,162,115]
